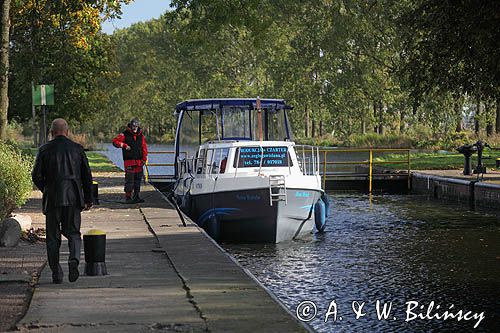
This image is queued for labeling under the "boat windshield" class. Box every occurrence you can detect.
[222,106,251,139]
[221,107,290,141]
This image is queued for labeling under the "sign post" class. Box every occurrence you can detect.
[32,84,54,145]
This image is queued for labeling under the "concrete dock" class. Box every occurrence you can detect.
[412,170,500,210]
[17,173,307,332]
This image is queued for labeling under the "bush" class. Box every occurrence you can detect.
[345,133,415,148]
[0,141,33,221]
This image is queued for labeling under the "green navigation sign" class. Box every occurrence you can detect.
[32,84,54,106]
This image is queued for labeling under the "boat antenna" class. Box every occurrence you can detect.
[257,96,263,141]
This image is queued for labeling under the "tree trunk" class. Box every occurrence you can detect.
[0,0,11,140]
[311,119,316,138]
[474,99,481,135]
[496,99,500,134]
[361,119,366,134]
[378,102,384,135]
[304,104,309,137]
[454,97,463,132]
[486,101,494,136]
[486,124,494,136]
[319,120,323,137]
[399,111,405,134]
[373,102,378,133]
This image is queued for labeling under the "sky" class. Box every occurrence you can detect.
[101,0,172,34]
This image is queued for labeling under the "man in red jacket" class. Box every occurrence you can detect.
[112,118,148,203]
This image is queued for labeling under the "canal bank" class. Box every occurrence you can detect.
[412,170,500,210]
[14,172,309,332]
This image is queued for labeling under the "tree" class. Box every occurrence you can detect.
[0,0,11,140]
[7,0,131,142]
[400,0,500,105]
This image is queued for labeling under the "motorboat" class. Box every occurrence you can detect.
[172,98,328,243]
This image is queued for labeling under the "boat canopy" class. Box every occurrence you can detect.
[175,98,293,113]
[174,98,294,176]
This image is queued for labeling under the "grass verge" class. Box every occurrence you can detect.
[86,152,121,172]
[375,151,500,170]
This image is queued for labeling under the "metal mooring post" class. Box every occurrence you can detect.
[323,150,327,189]
[407,150,411,191]
[369,149,373,193]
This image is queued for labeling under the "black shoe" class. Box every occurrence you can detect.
[68,261,79,282]
[52,264,63,284]
[125,197,134,204]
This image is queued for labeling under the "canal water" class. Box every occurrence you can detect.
[99,144,175,175]
[99,146,499,331]
[223,194,500,332]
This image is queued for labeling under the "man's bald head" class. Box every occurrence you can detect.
[50,118,69,137]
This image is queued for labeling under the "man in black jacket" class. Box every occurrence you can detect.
[32,118,93,284]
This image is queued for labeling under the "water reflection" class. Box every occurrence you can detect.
[224,194,500,332]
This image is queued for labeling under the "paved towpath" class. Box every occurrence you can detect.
[18,172,308,332]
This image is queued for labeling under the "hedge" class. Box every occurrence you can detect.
[0,141,33,221]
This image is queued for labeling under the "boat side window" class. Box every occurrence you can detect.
[196,149,206,174]
[201,110,219,142]
[203,149,215,174]
[210,148,229,174]
[267,109,288,141]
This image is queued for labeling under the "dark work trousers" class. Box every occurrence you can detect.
[125,170,143,198]
[45,205,82,274]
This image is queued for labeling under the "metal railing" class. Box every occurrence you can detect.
[144,148,411,193]
[318,148,411,192]
[144,151,184,182]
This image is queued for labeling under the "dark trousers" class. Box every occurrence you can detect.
[45,205,82,274]
[124,171,143,198]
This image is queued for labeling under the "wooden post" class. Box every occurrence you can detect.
[257,97,263,141]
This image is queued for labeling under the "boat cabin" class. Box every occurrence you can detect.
[174,98,294,177]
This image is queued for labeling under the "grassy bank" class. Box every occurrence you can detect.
[376,151,500,170]
[24,148,119,173]
[86,152,121,172]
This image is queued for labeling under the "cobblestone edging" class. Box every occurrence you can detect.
[412,173,500,210]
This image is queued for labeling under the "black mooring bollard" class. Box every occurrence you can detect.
[92,181,99,205]
[457,144,477,175]
[83,229,107,276]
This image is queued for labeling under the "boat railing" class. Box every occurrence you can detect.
[295,145,320,176]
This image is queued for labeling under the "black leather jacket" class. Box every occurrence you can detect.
[32,136,93,214]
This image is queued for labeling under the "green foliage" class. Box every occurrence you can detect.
[7,0,500,145]
[8,1,131,126]
[400,0,500,101]
[296,131,479,151]
[297,133,415,149]
[0,141,33,221]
